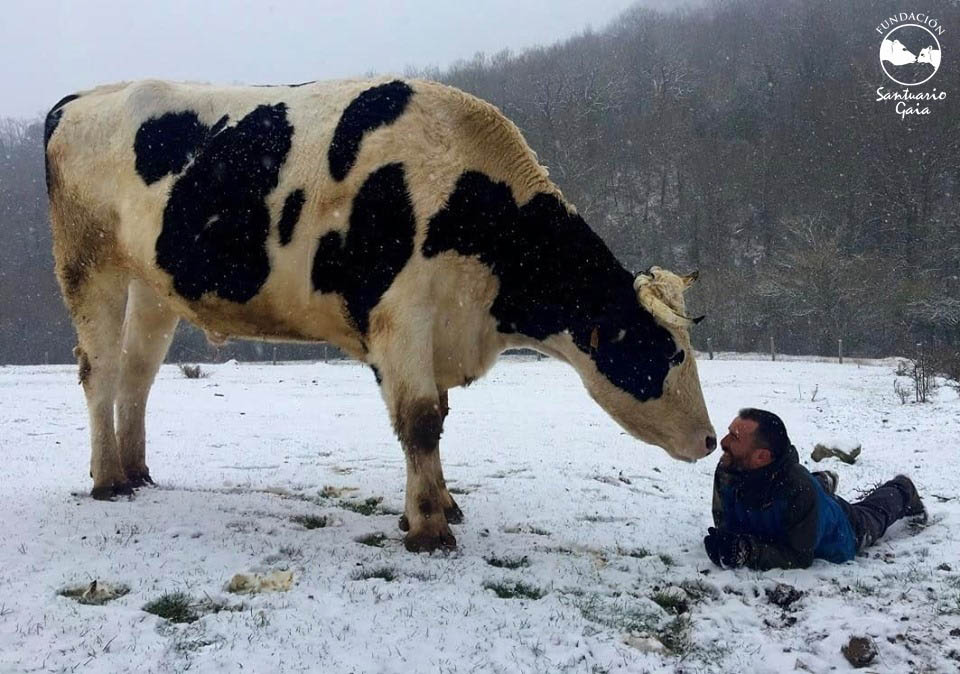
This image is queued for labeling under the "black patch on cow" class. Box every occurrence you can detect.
[422,171,679,402]
[134,111,211,185]
[370,365,382,386]
[156,103,294,303]
[208,114,230,137]
[278,189,306,246]
[44,94,80,191]
[311,162,415,334]
[327,80,413,182]
[44,94,79,150]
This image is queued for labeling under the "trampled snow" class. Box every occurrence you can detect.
[0,356,957,672]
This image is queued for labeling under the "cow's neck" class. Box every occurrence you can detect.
[422,171,636,359]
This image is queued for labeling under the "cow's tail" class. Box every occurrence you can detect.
[44,93,81,195]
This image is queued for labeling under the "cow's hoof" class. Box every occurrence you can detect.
[124,470,155,488]
[404,529,456,553]
[398,514,410,532]
[445,502,464,525]
[90,482,134,500]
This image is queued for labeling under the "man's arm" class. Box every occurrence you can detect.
[711,475,724,528]
[744,483,818,570]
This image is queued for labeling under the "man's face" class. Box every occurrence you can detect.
[719,416,767,471]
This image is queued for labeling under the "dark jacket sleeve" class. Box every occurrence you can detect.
[745,479,818,570]
[712,474,724,528]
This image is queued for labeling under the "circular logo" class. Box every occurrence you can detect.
[880,24,941,86]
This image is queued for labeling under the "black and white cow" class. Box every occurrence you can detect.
[45,78,716,551]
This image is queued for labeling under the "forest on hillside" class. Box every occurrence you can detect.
[1,0,958,365]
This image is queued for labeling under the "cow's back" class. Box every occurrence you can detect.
[47,78,557,363]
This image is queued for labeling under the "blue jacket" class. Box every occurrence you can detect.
[712,446,856,569]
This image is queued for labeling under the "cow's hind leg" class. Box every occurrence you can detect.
[396,395,456,552]
[436,389,463,523]
[372,322,455,551]
[115,280,179,487]
[64,269,131,499]
[398,388,461,531]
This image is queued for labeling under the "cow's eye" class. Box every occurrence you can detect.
[669,350,685,367]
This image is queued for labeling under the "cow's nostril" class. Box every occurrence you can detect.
[706,436,717,451]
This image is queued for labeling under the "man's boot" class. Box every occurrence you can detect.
[892,475,927,524]
[812,470,839,495]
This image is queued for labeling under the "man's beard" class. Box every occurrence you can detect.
[720,449,750,472]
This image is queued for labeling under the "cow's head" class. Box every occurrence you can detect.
[566,266,715,462]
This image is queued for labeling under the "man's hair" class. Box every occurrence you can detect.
[738,408,791,458]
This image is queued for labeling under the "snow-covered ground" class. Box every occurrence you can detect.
[1,356,958,673]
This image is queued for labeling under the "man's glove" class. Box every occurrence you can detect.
[704,527,752,568]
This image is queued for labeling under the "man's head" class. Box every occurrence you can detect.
[719,408,791,471]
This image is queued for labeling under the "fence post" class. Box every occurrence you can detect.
[272,346,277,365]
[770,336,776,362]
[707,337,714,360]
[838,338,843,365]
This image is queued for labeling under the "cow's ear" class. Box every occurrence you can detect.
[635,274,703,330]
[681,270,699,289]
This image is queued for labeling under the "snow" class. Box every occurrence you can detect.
[0,356,958,672]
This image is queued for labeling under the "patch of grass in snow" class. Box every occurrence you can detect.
[263,545,303,565]
[172,636,219,654]
[278,544,302,558]
[578,514,623,523]
[351,567,397,582]
[483,580,545,600]
[502,524,550,536]
[651,590,689,615]
[577,594,659,634]
[936,593,960,615]
[488,468,529,479]
[143,592,198,624]
[577,593,694,655]
[679,579,720,602]
[319,485,357,499]
[291,514,328,529]
[656,615,693,655]
[658,553,675,567]
[448,485,472,495]
[355,532,388,547]
[339,496,384,516]
[882,561,930,584]
[617,546,651,559]
[484,555,530,569]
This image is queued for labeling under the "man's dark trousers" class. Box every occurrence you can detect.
[836,476,918,550]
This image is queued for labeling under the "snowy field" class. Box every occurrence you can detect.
[1,355,958,673]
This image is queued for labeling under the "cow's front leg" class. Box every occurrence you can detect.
[396,397,456,552]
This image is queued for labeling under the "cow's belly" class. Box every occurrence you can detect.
[135,264,366,357]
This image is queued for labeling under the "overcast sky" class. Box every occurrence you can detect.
[1,0,646,120]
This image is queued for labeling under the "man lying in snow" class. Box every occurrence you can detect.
[705,408,927,570]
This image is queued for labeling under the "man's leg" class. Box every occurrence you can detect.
[847,475,926,550]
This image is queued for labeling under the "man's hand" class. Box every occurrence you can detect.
[704,527,752,568]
